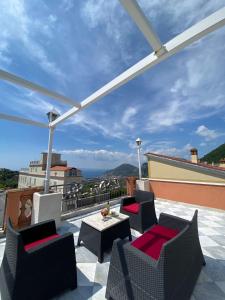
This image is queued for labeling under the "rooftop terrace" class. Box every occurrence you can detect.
[1,198,225,300]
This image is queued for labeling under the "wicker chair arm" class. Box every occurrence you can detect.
[121,196,136,206]
[159,213,190,231]
[19,219,56,245]
[26,232,74,257]
[139,199,154,210]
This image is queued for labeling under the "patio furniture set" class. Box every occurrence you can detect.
[0,191,205,300]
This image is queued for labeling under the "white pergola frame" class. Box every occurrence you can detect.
[1,0,225,193]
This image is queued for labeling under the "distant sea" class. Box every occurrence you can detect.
[82,169,107,179]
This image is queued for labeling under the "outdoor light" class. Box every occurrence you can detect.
[44,109,60,194]
[47,108,60,123]
[136,137,142,179]
[136,137,142,147]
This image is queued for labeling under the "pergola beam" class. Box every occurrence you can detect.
[119,0,166,56]
[0,69,81,108]
[51,6,225,127]
[0,113,48,128]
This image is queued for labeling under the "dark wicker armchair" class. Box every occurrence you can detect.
[120,190,157,233]
[106,210,205,300]
[0,219,77,300]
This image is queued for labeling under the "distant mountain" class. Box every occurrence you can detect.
[0,168,19,189]
[104,163,149,178]
[200,143,225,164]
[104,164,138,177]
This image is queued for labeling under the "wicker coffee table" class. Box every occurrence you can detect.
[77,212,131,263]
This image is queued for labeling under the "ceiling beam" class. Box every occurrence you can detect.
[51,6,225,127]
[119,0,166,56]
[0,69,81,108]
[0,113,48,128]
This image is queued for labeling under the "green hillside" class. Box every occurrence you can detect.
[0,168,19,189]
[104,163,148,177]
[200,143,225,164]
[104,164,138,177]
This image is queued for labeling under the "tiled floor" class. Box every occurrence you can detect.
[1,199,225,299]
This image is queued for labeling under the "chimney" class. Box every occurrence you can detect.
[190,148,198,163]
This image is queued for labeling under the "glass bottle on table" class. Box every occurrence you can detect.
[106,201,110,215]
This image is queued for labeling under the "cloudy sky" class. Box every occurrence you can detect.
[0,0,225,171]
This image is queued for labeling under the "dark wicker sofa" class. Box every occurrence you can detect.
[0,219,77,300]
[120,190,157,233]
[106,210,205,300]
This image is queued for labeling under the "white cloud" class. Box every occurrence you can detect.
[67,111,126,139]
[121,106,139,129]
[144,141,193,158]
[1,88,64,122]
[138,0,224,33]
[80,0,145,70]
[0,0,64,78]
[60,0,74,12]
[145,24,225,133]
[195,125,221,141]
[147,99,187,132]
[58,148,137,169]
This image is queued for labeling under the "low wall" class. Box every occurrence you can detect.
[149,179,225,211]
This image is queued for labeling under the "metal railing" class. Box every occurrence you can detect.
[50,177,127,213]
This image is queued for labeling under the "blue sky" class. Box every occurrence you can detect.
[0,0,225,171]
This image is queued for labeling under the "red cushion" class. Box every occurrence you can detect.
[123,203,140,214]
[131,225,179,260]
[24,234,60,251]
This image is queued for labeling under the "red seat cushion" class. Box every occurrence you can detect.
[24,234,60,251]
[131,225,179,260]
[123,203,140,214]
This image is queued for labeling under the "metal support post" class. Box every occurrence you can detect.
[137,145,142,179]
[44,126,55,194]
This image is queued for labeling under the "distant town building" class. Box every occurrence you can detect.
[18,152,83,190]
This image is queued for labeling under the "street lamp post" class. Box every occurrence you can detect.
[136,137,142,180]
[44,109,59,194]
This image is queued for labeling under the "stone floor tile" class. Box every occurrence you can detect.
[204,246,225,260]
[204,215,224,222]
[215,281,225,295]
[92,285,106,300]
[211,235,225,246]
[94,262,110,285]
[199,236,219,247]
[78,286,95,299]
[57,289,84,300]
[77,263,96,286]
[193,282,225,300]
[203,256,225,281]
[212,226,225,235]
[0,244,5,257]
[196,269,213,284]
[198,227,221,236]
[76,245,98,263]
[201,220,223,228]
